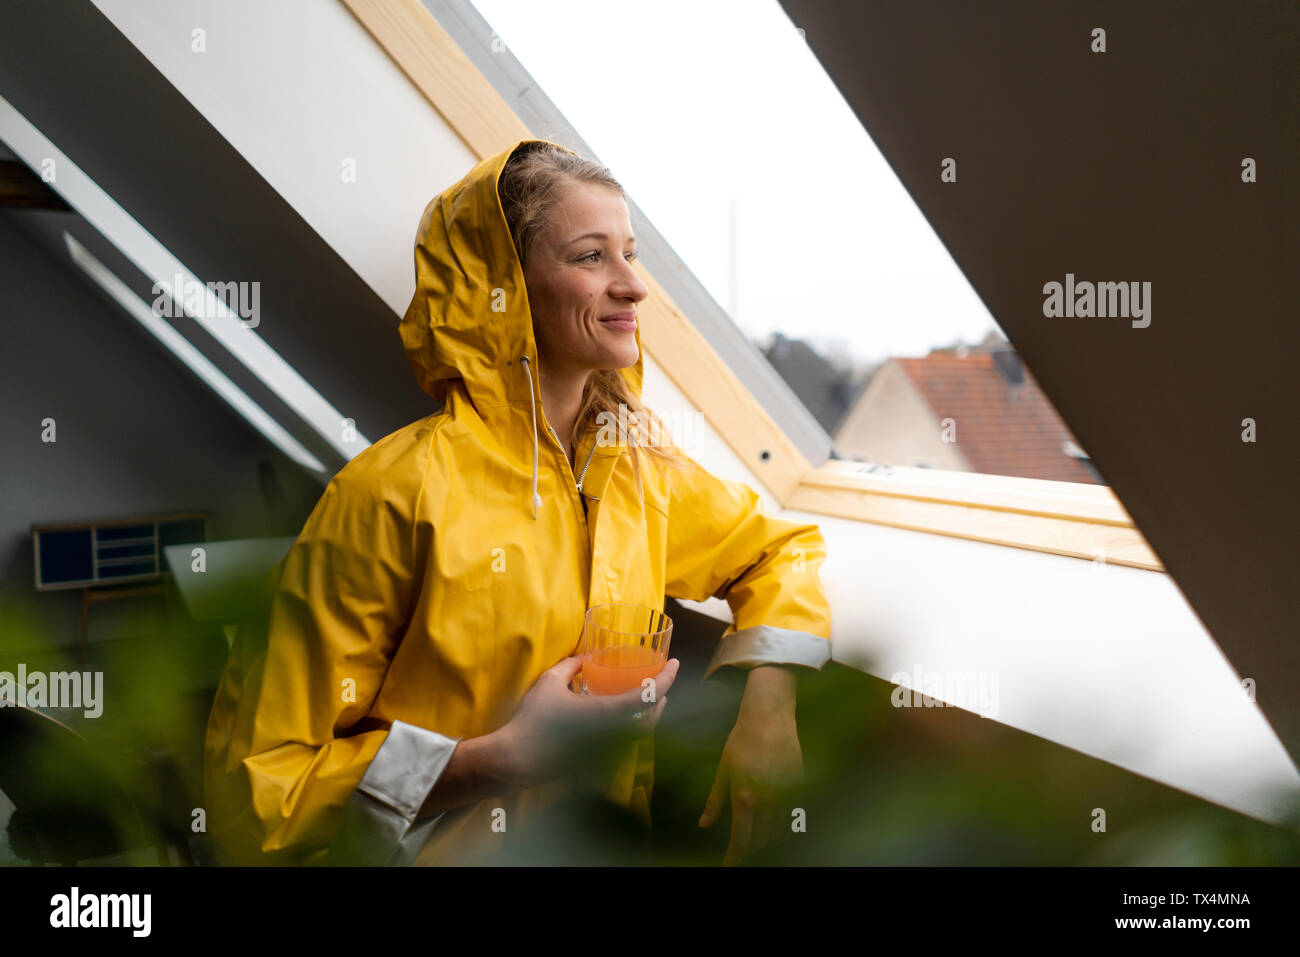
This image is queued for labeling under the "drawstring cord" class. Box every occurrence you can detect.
[520,355,543,520]
[520,353,602,519]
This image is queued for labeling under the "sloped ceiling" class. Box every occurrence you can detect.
[777,0,1299,769]
[0,0,439,476]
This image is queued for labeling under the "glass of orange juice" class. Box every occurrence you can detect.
[578,604,673,696]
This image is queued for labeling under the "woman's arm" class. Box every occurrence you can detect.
[205,462,429,865]
[697,663,805,864]
[415,655,682,819]
[657,448,833,863]
[327,625,681,865]
[659,448,832,672]
[738,663,800,715]
[415,727,513,820]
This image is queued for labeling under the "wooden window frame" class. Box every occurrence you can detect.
[337,0,1163,573]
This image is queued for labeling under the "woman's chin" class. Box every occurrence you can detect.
[594,346,639,371]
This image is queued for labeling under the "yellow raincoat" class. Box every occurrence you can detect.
[203,138,832,865]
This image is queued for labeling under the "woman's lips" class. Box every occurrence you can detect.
[600,317,637,333]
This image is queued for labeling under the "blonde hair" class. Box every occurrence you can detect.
[499,141,691,500]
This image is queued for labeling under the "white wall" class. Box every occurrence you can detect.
[808,508,1300,824]
[91,0,477,316]
[90,0,1300,825]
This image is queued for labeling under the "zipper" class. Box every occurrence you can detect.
[548,424,601,501]
[523,358,595,606]
[576,440,599,499]
[545,422,596,605]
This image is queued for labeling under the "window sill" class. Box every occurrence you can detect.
[786,460,1163,572]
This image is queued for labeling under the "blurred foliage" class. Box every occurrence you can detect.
[649,662,1300,866]
[477,659,1300,866]
[2,579,1298,866]
[0,583,226,865]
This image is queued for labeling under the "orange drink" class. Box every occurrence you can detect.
[583,644,666,695]
[578,603,672,697]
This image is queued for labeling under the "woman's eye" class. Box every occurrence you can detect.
[577,250,637,263]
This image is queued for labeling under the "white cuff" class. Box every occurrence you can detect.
[327,719,460,866]
[704,625,832,680]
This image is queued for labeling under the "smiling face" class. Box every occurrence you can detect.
[523,179,649,382]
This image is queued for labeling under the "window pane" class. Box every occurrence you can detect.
[472,0,1106,485]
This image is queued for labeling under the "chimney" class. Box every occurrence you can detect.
[991,347,1025,387]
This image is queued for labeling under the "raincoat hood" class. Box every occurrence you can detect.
[399,138,643,518]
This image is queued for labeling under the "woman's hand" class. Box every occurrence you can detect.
[699,665,802,865]
[498,655,680,790]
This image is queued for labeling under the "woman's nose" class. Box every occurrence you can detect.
[613,260,649,302]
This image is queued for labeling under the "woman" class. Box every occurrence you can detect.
[203,138,833,866]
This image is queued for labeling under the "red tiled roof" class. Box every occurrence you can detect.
[896,352,1100,484]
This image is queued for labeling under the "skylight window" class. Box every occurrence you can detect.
[470,0,1105,486]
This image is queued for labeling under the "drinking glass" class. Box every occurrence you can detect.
[577,604,673,696]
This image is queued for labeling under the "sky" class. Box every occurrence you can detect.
[470,0,1000,368]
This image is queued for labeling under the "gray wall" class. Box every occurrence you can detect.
[0,209,324,654]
